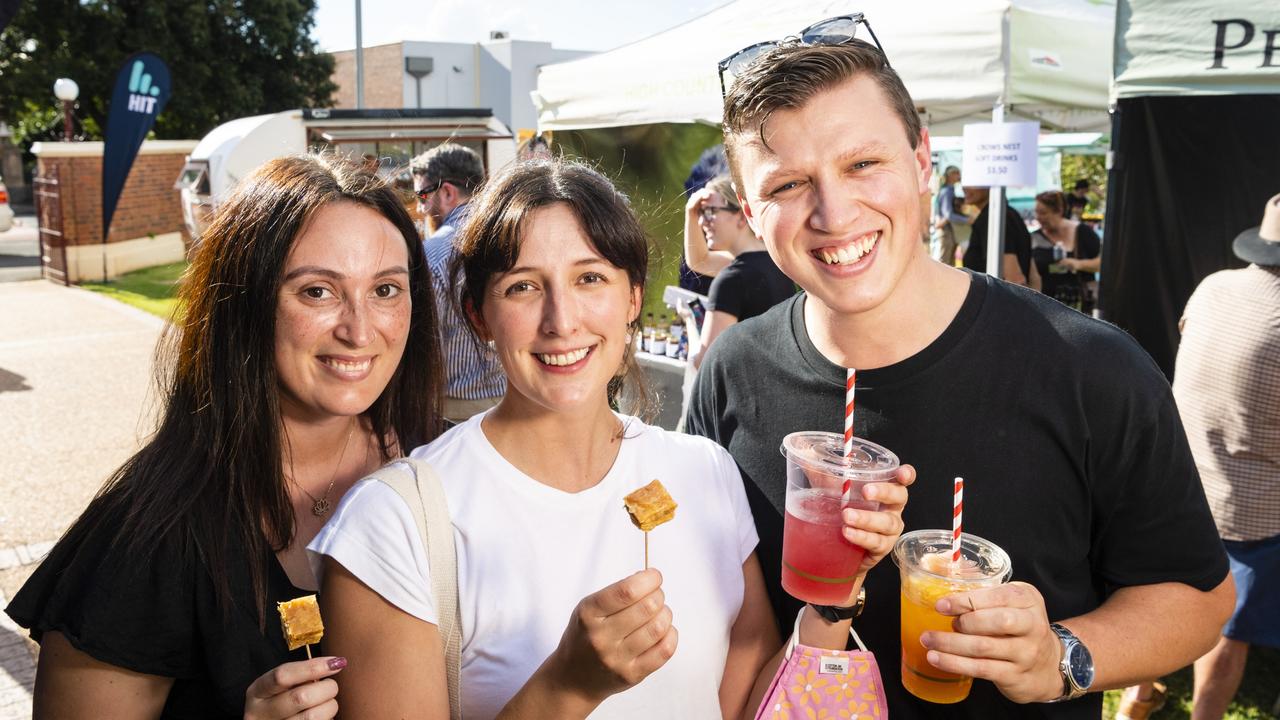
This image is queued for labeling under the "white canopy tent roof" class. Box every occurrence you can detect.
[534,0,1115,134]
[1113,0,1280,100]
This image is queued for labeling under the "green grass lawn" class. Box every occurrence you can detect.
[1102,646,1279,719]
[81,261,187,321]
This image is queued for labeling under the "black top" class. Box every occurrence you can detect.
[678,258,715,296]
[686,273,1228,719]
[6,497,313,718]
[706,250,796,321]
[1066,193,1088,220]
[963,204,1033,281]
[1032,223,1102,312]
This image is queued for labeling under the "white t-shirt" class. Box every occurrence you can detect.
[308,413,757,719]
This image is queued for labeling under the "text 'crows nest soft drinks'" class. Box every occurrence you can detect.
[779,431,899,605]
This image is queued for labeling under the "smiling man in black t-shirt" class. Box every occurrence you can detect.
[688,28,1233,720]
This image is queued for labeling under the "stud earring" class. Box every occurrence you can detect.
[486,339,496,350]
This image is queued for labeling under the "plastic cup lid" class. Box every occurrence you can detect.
[780,431,899,478]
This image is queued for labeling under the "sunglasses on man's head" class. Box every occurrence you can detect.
[717,14,889,99]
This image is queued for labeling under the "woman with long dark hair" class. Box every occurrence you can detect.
[6,153,443,718]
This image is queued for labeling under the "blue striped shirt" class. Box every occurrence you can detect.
[425,204,507,400]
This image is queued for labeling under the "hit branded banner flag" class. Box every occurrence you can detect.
[102,52,172,241]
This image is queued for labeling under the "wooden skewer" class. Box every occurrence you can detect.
[644,531,649,570]
[305,644,312,659]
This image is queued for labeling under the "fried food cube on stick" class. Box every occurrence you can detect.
[624,480,677,531]
[278,594,324,655]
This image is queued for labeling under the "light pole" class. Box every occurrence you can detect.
[53,78,79,142]
[354,0,364,108]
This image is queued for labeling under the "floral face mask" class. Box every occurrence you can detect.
[754,609,890,720]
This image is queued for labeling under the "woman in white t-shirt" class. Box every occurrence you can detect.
[309,159,912,719]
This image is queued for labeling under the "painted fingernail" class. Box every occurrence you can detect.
[328,657,348,671]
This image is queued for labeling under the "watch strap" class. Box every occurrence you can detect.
[1048,623,1091,702]
[809,587,866,622]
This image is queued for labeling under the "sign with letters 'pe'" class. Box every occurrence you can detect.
[960,122,1040,188]
[102,52,172,241]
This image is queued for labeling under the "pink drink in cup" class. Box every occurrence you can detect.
[780,432,900,605]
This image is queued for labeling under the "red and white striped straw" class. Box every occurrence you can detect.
[844,369,856,457]
[951,477,964,565]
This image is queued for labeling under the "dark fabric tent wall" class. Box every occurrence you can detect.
[1100,94,1280,379]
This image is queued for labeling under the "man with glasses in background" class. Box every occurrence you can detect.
[411,143,505,422]
[686,15,1233,718]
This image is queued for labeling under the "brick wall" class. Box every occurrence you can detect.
[35,148,190,247]
[330,43,405,109]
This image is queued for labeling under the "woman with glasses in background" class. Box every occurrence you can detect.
[682,174,795,369]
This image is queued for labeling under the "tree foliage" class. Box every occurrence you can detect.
[0,0,336,143]
[1060,153,1108,217]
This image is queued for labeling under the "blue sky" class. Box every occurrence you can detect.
[312,0,728,53]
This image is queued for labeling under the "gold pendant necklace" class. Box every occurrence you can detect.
[296,418,356,517]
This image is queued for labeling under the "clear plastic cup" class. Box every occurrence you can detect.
[892,529,1012,703]
[779,431,899,605]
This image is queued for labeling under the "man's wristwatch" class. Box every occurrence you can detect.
[1048,623,1094,702]
[809,588,866,623]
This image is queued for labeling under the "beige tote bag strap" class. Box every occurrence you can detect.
[369,459,463,719]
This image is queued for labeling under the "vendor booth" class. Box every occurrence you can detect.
[1101,0,1280,378]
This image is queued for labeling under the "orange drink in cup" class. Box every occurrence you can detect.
[892,529,1012,703]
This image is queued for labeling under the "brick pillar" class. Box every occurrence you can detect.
[30,140,198,282]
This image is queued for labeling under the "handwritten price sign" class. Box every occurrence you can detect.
[961,122,1039,187]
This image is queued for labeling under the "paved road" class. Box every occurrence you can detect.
[0,279,163,718]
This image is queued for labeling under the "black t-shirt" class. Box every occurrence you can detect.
[706,250,796,321]
[963,204,1033,281]
[6,497,313,718]
[686,273,1228,719]
[1032,223,1102,312]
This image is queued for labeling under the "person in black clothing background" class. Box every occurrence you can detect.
[961,184,1036,287]
[6,154,444,719]
[1066,178,1092,220]
[1032,190,1102,313]
[690,25,1233,719]
[685,174,795,368]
